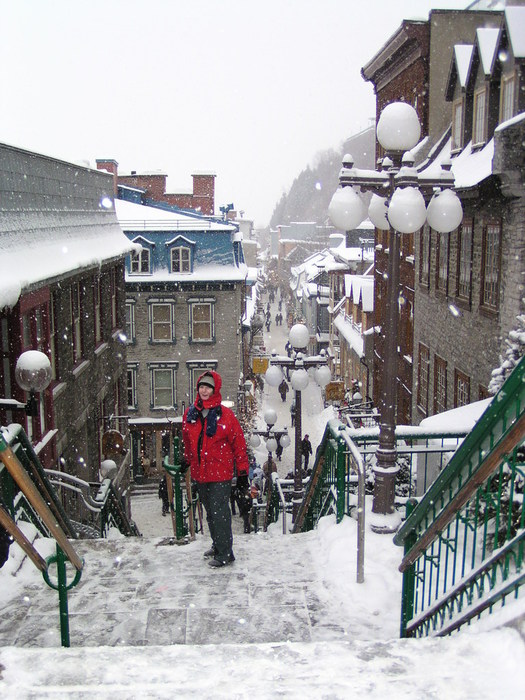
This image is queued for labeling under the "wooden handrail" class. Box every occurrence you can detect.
[0,435,83,571]
[0,504,47,572]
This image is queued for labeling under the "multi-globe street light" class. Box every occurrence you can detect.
[249,408,291,470]
[329,102,463,529]
[265,323,331,521]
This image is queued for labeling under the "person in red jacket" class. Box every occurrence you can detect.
[182,370,249,567]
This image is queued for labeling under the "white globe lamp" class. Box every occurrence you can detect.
[291,368,309,391]
[328,186,367,231]
[377,102,421,152]
[265,438,278,453]
[265,364,283,387]
[289,323,310,350]
[315,365,332,388]
[368,194,390,230]
[426,189,463,233]
[15,350,52,392]
[250,434,261,449]
[264,409,277,427]
[279,433,291,449]
[387,187,427,234]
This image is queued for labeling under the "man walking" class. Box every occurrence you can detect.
[301,434,313,471]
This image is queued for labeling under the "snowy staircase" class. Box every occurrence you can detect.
[0,524,524,698]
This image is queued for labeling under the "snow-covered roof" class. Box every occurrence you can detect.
[505,6,525,58]
[344,275,374,313]
[125,263,248,284]
[333,313,364,358]
[454,44,474,88]
[476,27,500,76]
[420,398,492,433]
[419,136,494,189]
[0,212,135,310]
[115,198,236,232]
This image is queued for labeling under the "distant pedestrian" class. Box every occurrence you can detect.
[278,379,289,402]
[290,400,296,427]
[158,474,170,516]
[301,434,313,470]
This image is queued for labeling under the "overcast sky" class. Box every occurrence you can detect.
[1,0,469,228]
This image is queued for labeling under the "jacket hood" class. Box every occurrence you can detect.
[194,370,223,409]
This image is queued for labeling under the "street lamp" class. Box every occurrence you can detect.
[329,101,462,529]
[250,408,290,472]
[0,350,52,443]
[264,324,331,521]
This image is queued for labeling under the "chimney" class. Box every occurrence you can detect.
[96,159,119,197]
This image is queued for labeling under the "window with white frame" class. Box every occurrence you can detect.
[127,364,138,409]
[436,232,449,293]
[130,248,151,274]
[148,300,175,342]
[481,222,501,310]
[125,301,136,344]
[473,87,487,146]
[454,369,470,408]
[149,363,178,409]
[451,98,464,151]
[189,300,214,342]
[417,343,430,415]
[457,220,473,301]
[500,72,515,123]
[434,356,447,414]
[171,246,191,273]
[110,268,118,329]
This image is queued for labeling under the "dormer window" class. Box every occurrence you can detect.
[166,235,196,274]
[473,87,487,146]
[130,248,151,274]
[451,98,464,152]
[171,246,191,273]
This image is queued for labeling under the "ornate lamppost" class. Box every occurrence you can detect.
[264,323,331,521]
[249,408,290,473]
[329,102,463,530]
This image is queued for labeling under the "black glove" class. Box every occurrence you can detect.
[236,474,249,492]
[180,458,190,475]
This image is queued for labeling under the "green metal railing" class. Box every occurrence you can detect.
[162,437,197,542]
[293,419,366,582]
[394,356,525,637]
[0,428,83,647]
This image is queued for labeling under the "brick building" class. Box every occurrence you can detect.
[0,144,134,516]
[96,159,216,215]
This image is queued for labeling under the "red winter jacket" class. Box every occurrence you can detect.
[182,370,249,483]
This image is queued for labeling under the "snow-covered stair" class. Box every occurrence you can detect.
[1,520,524,698]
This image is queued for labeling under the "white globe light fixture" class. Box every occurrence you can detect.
[279,433,291,449]
[377,102,421,152]
[387,186,427,234]
[15,350,52,392]
[328,186,367,231]
[250,434,261,449]
[426,189,463,233]
[265,437,278,453]
[368,194,390,230]
[289,323,310,350]
[315,365,332,388]
[291,368,309,391]
[265,364,283,387]
[264,409,277,427]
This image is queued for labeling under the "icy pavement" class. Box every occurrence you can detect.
[0,516,524,698]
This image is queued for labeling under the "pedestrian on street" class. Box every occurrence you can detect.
[278,378,289,402]
[290,399,296,427]
[158,474,170,516]
[301,434,313,471]
[182,370,249,568]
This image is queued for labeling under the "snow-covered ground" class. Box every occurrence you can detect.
[0,291,524,698]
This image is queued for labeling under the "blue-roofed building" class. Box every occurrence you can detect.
[115,199,248,479]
